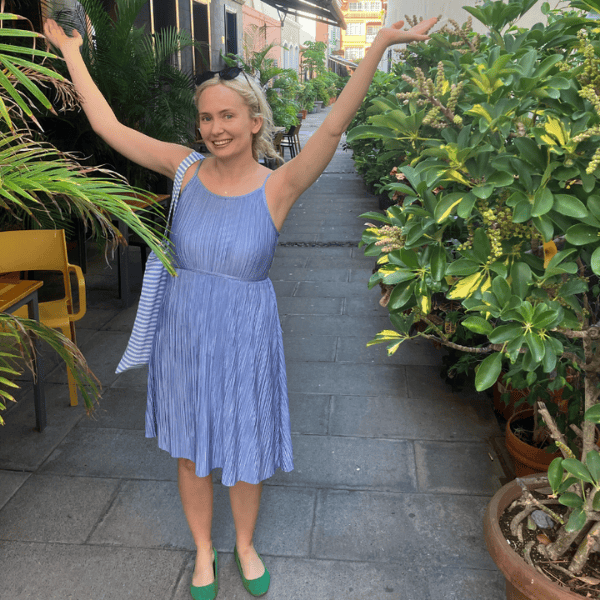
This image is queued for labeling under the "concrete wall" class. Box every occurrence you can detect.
[242,4,281,63]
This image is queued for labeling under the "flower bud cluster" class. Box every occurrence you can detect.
[374,225,405,253]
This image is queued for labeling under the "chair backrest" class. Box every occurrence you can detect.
[273,131,284,155]
[0,230,71,299]
[286,125,297,136]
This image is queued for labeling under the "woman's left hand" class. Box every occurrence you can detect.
[376,17,438,47]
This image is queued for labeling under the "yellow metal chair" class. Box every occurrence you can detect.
[0,230,86,407]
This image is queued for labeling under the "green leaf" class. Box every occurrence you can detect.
[525,332,545,363]
[382,269,418,285]
[586,451,600,484]
[541,338,557,373]
[446,259,481,276]
[585,404,600,424]
[548,457,563,493]
[475,352,502,392]
[593,490,600,512]
[559,492,584,508]
[487,171,514,186]
[514,136,546,170]
[388,282,415,311]
[532,215,554,243]
[434,192,464,223]
[556,477,578,494]
[510,262,532,299]
[591,248,600,277]
[430,245,446,281]
[565,224,599,246]
[462,316,493,335]
[553,194,589,219]
[492,277,511,306]
[532,188,553,217]
[457,193,478,219]
[565,508,587,533]
[489,323,523,344]
[562,459,594,484]
[472,228,491,264]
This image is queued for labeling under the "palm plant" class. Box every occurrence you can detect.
[42,0,199,190]
[0,8,175,424]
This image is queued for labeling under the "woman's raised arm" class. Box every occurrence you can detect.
[43,19,191,180]
[266,18,437,225]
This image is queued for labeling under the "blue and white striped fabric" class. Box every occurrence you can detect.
[145,162,294,485]
[115,151,204,374]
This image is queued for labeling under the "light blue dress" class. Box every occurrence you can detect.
[146,160,294,486]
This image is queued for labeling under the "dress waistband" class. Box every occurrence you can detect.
[177,266,268,283]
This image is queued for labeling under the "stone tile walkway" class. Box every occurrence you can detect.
[0,107,508,599]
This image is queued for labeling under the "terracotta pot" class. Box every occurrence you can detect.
[505,410,561,477]
[484,475,583,600]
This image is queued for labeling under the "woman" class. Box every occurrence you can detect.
[44,16,436,600]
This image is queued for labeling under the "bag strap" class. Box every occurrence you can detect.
[165,151,204,232]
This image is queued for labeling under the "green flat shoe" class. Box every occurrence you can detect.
[234,546,270,597]
[190,548,218,600]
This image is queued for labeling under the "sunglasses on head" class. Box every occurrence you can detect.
[196,66,251,86]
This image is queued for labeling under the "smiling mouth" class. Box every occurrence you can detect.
[212,139,232,147]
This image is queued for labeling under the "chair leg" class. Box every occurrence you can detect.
[62,324,79,407]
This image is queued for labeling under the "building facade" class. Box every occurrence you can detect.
[339,0,385,61]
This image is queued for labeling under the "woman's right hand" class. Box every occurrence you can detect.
[43,18,83,55]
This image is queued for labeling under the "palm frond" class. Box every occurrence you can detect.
[0,313,101,424]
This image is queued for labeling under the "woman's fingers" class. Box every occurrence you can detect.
[411,17,438,35]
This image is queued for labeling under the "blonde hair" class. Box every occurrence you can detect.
[194,75,283,164]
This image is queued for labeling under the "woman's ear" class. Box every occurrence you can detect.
[252,116,263,135]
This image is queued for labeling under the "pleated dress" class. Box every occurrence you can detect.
[146,160,294,486]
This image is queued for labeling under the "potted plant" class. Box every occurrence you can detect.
[348,0,600,594]
[0,6,174,423]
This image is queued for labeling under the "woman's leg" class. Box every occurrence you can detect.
[229,481,266,579]
[178,458,215,586]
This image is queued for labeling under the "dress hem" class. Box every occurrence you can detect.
[147,432,294,486]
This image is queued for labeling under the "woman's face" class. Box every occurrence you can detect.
[197,84,262,158]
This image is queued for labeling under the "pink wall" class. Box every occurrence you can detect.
[242,6,281,63]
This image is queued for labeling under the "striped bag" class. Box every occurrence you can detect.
[115,151,203,373]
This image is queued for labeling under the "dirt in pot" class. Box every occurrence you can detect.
[499,488,600,597]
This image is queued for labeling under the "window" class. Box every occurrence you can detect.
[366,25,381,35]
[345,47,364,60]
[346,23,364,36]
[348,1,381,10]
[225,9,238,55]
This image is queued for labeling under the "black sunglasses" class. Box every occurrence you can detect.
[195,67,250,86]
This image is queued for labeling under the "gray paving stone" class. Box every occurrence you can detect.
[39,428,177,480]
[173,554,432,600]
[77,387,147,430]
[286,362,407,397]
[312,489,497,570]
[282,315,391,338]
[111,364,149,389]
[0,541,186,600]
[0,471,30,510]
[46,330,129,387]
[349,267,379,283]
[295,281,377,298]
[330,394,499,442]
[101,302,138,330]
[269,266,349,282]
[282,335,337,362]
[316,227,366,243]
[269,255,307,267]
[0,474,119,543]
[274,246,352,258]
[277,296,343,316]
[288,393,330,434]
[305,256,375,269]
[271,434,417,492]
[0,383,85,471]
[415,441,503,495]
[278,231,318,243]
[271,280,297,297]
[336,335,444,366]
[344,291,394,316]
[427,567,505,600]
[76,307,121,330]
[91,480,316,558]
